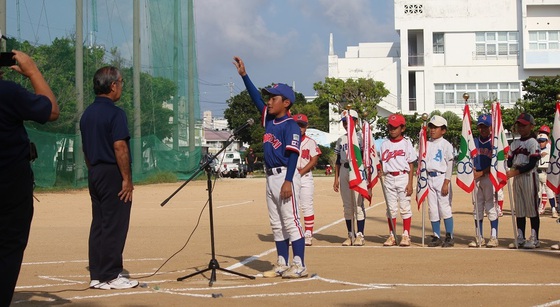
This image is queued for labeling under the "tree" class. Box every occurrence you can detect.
[313,77,390,124]
[519,76,560,128]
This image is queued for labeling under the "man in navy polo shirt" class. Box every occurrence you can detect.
[80,66,138,290]
[0,50,58,306]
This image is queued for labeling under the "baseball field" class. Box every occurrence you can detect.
[11,175,560,306]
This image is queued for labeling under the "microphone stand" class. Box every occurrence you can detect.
[160,133,255,286]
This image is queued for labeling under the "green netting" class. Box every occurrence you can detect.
[28,127,202,188]
[25,0,202,187]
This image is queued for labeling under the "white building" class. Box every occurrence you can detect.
[328,0,560,135]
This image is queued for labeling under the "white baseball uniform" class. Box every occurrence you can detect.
[538,142,554,199]
[335,134,366,221]
[426,137,454,222]
[509,137,540,218]
[297,135,321,233]
[380,137,417,220]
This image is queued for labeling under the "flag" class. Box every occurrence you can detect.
[416,123,429,209]
[347,114,370,202]
[456,104,477,192]
[362,122,380,201]
[489,101,509,191]
[547,102,560,194]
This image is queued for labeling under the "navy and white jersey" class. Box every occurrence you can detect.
[262,110,300,168]
[508,137,540,169]
[474,136,492,171]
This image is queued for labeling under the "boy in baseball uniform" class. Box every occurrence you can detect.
[537,132,557,217]
[380,114,417,247]
[425,115,455,247]
[293,114,322,246]
[507,113,541,249]
[469,114,500,248]
[333,109,366,246]
[233,56,307,278]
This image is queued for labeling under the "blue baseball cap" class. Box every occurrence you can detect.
[261,83,295,104]
[477,114,491,127]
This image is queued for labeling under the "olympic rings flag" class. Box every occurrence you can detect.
[347,114,371,202]
[416,123,429,209]
[363,122,380,202]
[489,101,509,191]
[547,102,560,194]
[456,104,477,192]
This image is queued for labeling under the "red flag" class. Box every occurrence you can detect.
[347,115,370,201]
[363,122,380,201]
[547,102,560,194]
[416,124,428,209]
[456,104,477,192]
[489,101,509,191]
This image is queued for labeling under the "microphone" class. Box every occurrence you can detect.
[232,118,255,135]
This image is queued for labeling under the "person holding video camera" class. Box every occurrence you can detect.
[0,50,58,306]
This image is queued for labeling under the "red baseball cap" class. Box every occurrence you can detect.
[387,114,406,127]
[292,114,308,126]
[539,125,551,134]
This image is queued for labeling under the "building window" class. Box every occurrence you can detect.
[475,31,519,57]
[434,83,520,104]
[433,33,444,54]
[529,30,560,50]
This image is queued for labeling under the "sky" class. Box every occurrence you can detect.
[5,0,398,117]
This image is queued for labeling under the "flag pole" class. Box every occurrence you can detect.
[463,93,482,247]
[420,113,429,247]
[507,122,518,249]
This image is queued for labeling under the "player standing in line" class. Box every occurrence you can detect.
[468,114,500,248]
[507,113,541,249]
[233,56,307,279]
[380,114,417,247]
[333,109,367,246]
[425,115,456,247]
[536,129,557,217]
[293,114,322,246]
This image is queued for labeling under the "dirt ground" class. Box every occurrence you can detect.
[10,175,560,306]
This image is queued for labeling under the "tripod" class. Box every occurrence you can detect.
[160,136,255,286]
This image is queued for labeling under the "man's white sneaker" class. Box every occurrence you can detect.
[353,232,365,246]
[553,208,559,218]
[89,280,110,290]
[508,237,525,249]
[263,263,289,278]
[282,263,308,279]
[539,206,545,215]
[105,275,139,290]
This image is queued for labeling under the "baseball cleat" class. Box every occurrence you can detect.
[263,263,289,278]
[523,236,540,249]
[427,235,442,247]
[551,243,560,250]
[342,232,354,246]
[486,237,499,248]
[282,263,308,279]
[441,233,454,247]
[353,232,365,246]
[399,234,411,247]
[383,235,396,246]
[468,237,486,248]
[304,232,313,246]
[508,236,525,249]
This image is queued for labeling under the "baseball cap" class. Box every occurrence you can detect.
[261,83,295,104]
[292,113,308,126]
[429,115,447,127]
[537,133,549,142]
[388,114,406,127]
[515,113,535,126]
[340,109,359,121]
[539,125,551,134]
[477,114,492,127]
